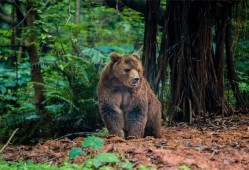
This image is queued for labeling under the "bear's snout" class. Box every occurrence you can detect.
[130,77,140,87]
[134,77,140,82]
[133,77,140,84]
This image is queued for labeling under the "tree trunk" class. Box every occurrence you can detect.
[156,5,171,119]
[165,1,229,122]
[25,1,45,115]
[72,0,82,57]
[142,0,160,91]
[74,0,80,36]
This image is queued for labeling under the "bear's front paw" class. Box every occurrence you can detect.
[106,130,125,139]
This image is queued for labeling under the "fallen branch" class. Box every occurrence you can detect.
[0,128,19,153]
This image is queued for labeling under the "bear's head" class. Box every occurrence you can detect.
[110,52,143,88]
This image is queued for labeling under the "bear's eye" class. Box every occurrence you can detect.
[137,69,141,72]
[124,69,130,73]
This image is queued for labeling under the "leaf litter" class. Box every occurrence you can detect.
[2,114,249,169]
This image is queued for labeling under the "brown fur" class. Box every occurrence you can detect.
[97,52,161,138]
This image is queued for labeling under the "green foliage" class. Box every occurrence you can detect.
[0,61,32,113]
[235,38,249,101]
[178,165,191,170]
[0,0,145,142]
[68,147,86,159]
[92,153,120,168]
[0,61,37,142]
[69,136,119,168]
[67,136,152,170]
[81,136,104,150]
[91,128,109,137]
[0,158,85,170]
[118,159,133,169]
[0,30,13,61]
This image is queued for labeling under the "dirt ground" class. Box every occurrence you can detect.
[2,114,249,170]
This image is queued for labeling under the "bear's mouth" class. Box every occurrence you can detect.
[129,81,139,88]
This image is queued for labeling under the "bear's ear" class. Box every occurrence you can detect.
[131,53,140,60]
[110,52,121,62]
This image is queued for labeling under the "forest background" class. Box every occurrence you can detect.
[0,0,248,144]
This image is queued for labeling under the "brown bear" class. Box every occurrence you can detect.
[97,52,161,138]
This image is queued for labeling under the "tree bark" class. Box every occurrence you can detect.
[165,1,230,122]
[25,1,45,115]
[156,4,170,119]
[142,0,160,90]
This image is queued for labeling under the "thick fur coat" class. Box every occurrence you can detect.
[97,52,161,138]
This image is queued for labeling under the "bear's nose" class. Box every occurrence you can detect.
[134,77,140,82]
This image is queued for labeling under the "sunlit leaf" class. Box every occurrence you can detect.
[82,136,104,150]
[68,147,85,159]
[94,153,119,163]
[178,165,191,170]
[119,159,133,169]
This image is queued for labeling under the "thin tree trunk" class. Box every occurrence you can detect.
[25,1,45,115]
[9,2,15,67]
[156,5,170,119]
[72,0,82,56]
[74,0,80,35]
[8,1,18,107]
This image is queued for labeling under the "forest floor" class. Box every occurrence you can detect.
[2,114,249,170]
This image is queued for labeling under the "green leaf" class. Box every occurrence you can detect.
[26,160,33,165]
[99,166,111,170]
[138,165,149,170]
[84,159,94,168]
[58,63,65,71]
[4,81,16,87]
[178,165,191,170]
[94,153,119,163]
[92,158,102,168]
[119,159,133,169]
[0,86,7,94]
[68,147,85,159]
[82,136,104,150]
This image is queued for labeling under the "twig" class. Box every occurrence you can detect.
[136,45,143,54]
[11,5,33,30]
[56,131,89,140]
[0,128,19,153]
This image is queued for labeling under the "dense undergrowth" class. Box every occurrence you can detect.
[0,1,144,143]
